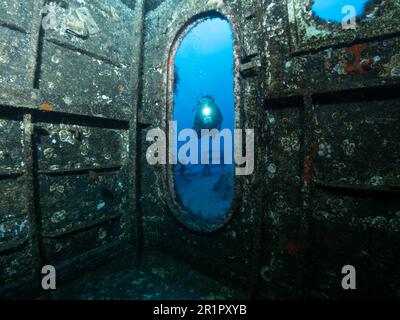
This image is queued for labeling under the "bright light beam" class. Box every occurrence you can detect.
[202,106,212,117]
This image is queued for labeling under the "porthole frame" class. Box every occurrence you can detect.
[287,0,400,53]
[165,11,242,233]
[310,0,380,30]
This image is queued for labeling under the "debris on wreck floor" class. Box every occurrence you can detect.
[44,251,246,300]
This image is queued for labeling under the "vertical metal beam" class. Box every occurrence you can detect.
[298,93,315,297]
[127,0,145,262]
[238,0,266,298]
[30,0,47,89]
[23,114,43,288]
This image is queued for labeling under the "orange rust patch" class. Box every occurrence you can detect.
[344,44,373,75]
[304,168,311,183]
[304,158,313,182]
[40,103,53,112]
[303,143,318,183]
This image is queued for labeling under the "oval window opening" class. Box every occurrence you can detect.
[172,17,235,227]
[312,0,370,23]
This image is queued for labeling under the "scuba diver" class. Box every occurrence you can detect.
[192,95,224,176]
[192,95,224,137]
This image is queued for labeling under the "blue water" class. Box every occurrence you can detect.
[173,18,235,143]
[172,18,234,222]
[312,0,369,23]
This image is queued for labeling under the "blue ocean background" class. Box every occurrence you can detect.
[312,0,369,23]
[172,18,235,221]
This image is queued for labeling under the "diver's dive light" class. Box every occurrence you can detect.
[202,106,212,117]
[193,95,223,135]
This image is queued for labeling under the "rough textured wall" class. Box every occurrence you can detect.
[260,0,400,299]
[1,0,399,300]
[141,0,400,299]
[140,0,265,295]
[0,0,144,298]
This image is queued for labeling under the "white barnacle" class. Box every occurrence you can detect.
[370,176,384,187]
[51,210,66,224]
[267,163,277,176]
[97,201,106,211]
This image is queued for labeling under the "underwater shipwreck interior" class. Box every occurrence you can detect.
[1,0,400,301]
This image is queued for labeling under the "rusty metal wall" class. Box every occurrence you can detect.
[140,0,265,296]
[260,0,400,299]
[1,0,400,300]
[0,0,144,298]
[141,0,400,299]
